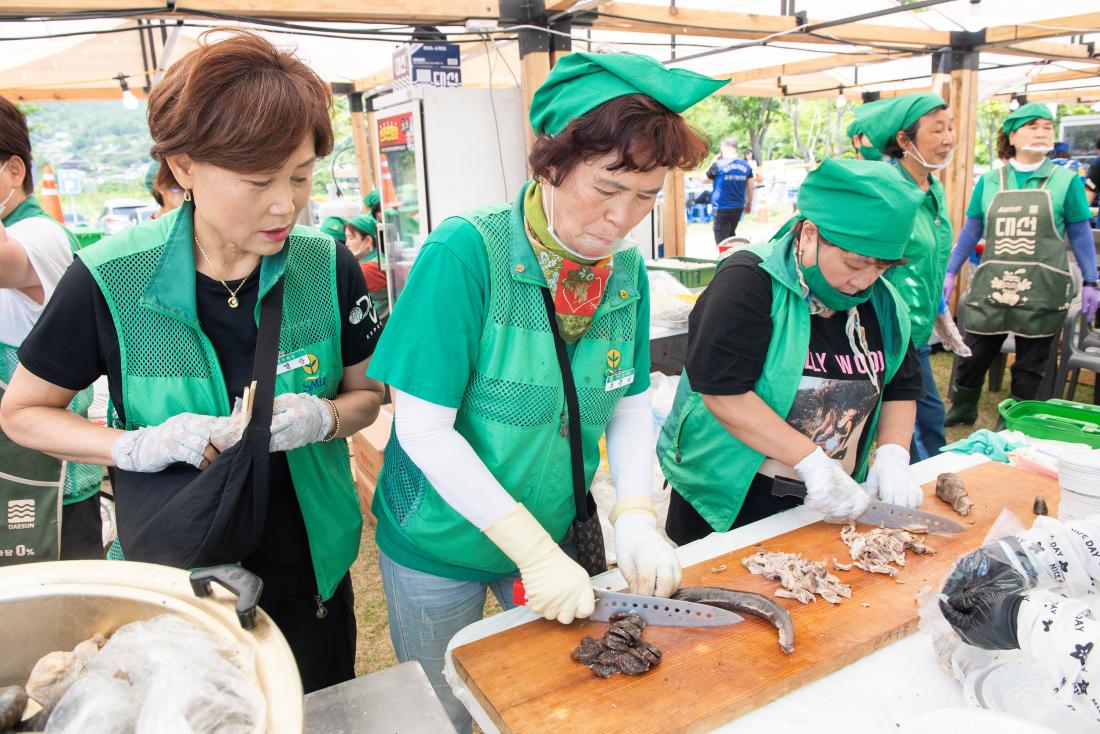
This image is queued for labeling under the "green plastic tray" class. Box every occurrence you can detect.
[72,228,105,250]
[998,398,1100,448]
[646,256,717,288]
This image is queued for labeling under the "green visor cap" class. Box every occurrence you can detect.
[363,189,381,209]
[529,52,726,136]
[797,158,924,260]
[1003,102,1053,133]
[320,215,347,241]
[144,161,159,196]
[347,214,377,238]
[861,92,947,152]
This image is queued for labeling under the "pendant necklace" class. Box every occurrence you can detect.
[195,235,250,308]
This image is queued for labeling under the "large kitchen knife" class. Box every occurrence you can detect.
[770,476,966,534]
[512,581,744,627]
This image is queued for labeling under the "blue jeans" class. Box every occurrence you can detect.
[378,530,576,734]
[911,344,947,462]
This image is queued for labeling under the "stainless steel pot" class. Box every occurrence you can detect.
[0,560,302,733]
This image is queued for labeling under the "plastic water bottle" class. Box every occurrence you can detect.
[964,661,1099,732]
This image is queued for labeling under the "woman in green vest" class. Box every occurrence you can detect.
[860,92,968,461]
[943,103,1099,424]
[658,159,928,545]
[0,95,103,563]
[367,52,721,732]
[0,31,385,693]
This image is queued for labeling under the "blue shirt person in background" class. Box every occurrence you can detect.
[706,137,755,244]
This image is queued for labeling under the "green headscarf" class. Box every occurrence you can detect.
[1003,102,1053,133]
[346,214,377,238]
[529,52,726,136]
[796,158,924,261]
[320,215,347,242]
[144,161,159,197]
[860,92,947,153]
[363,189,381,210]
[846,99,887,160]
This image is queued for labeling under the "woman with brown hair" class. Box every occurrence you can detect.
[366,52,721,731]
[0,30,385,691]
[942,103,1098,424]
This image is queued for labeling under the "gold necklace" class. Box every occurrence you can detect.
[194,236,250,309]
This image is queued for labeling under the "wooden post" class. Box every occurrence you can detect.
[348,92,376,205]
[520,50,551,152]
[935,37,980,314]
[663,170,686,257]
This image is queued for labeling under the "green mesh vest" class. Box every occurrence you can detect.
[656,233,911,532]
[78,204,361,600]
[372,191,644,581]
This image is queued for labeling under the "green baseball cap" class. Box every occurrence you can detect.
[797,158,924,260]
[1003,102,1053,133]
[529,52,726,136]
[320,215,346,241]
[346,214,377,238]
[861,92,947,152]
[363,188,381,210]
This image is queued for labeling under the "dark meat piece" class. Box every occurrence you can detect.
[0,686,27,731]
[673,586,796,654]
[572,610,661,677]
[616,652,650,676]
[602,635,632,652]
[936,472,973,516]
[590,663,617,678]
[1034,495,1049,516]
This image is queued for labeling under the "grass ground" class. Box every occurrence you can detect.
[349,346,1095,676]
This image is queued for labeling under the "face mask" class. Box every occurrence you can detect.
[902,135,954,171]
[859,145,884,162]
[800,237,874,312]
[0,185,15,219]
[1020,144,1053,154]
[546,185,637,262]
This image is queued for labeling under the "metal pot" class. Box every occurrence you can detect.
[0,560,303,733]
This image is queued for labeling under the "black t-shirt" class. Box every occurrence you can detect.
[1087,157,1100,203]
[668,250,923,539]
[19,242,380,599]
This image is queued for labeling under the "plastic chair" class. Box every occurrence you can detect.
[1052,306,1100,403]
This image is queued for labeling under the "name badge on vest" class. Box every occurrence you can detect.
[276,349,310,375]
[603,348,634,391]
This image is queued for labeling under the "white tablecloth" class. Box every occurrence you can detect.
[443,450,992,733]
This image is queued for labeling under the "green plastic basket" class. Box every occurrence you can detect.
[646,256,717,288]
[72,228,105,250]
[998,398,1100,448]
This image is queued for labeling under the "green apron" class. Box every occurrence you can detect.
[966,164,1074,337]
[0,197,99,565]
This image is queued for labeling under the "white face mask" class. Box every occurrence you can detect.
[545,185,637,262]
[1020,144,1053,154]
[902,135,954,171]
[0,185,15,219]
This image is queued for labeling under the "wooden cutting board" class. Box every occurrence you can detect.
[452,461,1059,733]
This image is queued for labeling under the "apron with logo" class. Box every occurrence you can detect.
[965,167,1073,337]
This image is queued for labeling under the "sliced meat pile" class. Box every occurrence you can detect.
[840,522,934,576]
[740,549,852,604]
[570,612,661,678]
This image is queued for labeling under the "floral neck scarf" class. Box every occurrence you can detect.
[523,182,612,343]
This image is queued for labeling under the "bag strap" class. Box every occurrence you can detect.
[247,278,284,431]
[539,287,590,522]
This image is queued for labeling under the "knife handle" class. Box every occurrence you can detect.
[513,579,527,606]
[771,476,808,499]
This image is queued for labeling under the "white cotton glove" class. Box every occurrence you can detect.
[111,413,221,472]
[793,446,871,519]
[269,393,334,453]
[484,504,594,624]
[865,443,924,508]
[933,311,973,358]
[612,502,681,598]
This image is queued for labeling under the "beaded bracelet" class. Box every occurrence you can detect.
[321,397,341,442]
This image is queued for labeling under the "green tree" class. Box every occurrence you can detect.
[683,95,780,164]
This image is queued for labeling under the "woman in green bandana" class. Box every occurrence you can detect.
[943,103,1099,424]
[658,159,928,545]
[860,92,967,462]
[846,98,887,161]
[0,95,103,563]
[366,52,720,732]
[345,214,389,319]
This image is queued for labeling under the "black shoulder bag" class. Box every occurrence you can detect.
[539,288,608,577]
[112,278,283,569]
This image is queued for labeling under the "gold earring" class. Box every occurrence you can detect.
[183,188,192,202]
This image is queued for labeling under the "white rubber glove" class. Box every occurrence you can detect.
[269,393,334,453]
[933,312,973,358]
[793,446,871,519]
[613,509,682,598]
[111,413,220,472]
[484,504,594,624]
[865,443,923,508]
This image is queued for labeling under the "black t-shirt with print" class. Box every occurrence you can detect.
[19,242,380,599]
[666,250,923,544]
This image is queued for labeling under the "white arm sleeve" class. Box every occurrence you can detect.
[1018,591,1100,721]
[605,390,654,502]
[392,389,517,530]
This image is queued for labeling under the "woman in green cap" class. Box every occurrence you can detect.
[846,98,886,161]
[319,214,347,246]
[860,92,969,461]
[943,102,1098,424]
[366,51,721,732]
[344,213,388,318]
[658,158,927,545]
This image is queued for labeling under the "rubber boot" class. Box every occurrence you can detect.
[944,383,981,427]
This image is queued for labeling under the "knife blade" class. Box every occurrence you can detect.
[591,589,744,627]
[770,476,966,534]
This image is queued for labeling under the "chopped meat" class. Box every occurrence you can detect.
[935,472,973,516]
[740,549,851,605]
[840,522,934,576]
